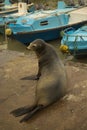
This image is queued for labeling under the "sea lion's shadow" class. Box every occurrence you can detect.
[20,75,37,80]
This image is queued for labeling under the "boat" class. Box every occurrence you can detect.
[6,4,87,46]
[0,2,34,24]
[0,1,77,35]
[0,0,34,15]
[0,1,77,26]
[0,0,18,15]
[0,1,34,34]
[60,25,87,56]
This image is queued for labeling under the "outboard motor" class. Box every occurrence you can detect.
[18,1,27,14]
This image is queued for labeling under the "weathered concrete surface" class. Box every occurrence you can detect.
[0,49,87,130]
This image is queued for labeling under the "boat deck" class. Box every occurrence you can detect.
[68,6,87,24]
[69,6,87,14]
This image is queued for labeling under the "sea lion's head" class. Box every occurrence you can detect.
[27,39,46,53]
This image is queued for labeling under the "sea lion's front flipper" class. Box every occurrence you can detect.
[20,75,39,80]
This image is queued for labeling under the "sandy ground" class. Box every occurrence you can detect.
[0,48,87,130]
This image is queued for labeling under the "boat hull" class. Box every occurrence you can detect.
[9,20,87,46]
[66,41,87,56]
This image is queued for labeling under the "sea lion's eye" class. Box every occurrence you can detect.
[33,44,37,48]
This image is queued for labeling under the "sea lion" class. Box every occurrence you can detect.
[10,39,68,123]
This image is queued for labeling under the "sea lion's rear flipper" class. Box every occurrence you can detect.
[10,105,36,117]
[20,105,43,123]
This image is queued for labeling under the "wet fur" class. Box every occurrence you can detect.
[10,39,67,123]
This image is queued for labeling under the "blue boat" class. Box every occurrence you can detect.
[5,4,87,45]
[0,2,34,23]
[0,1,77,26]
[60,26,87,56]
[0,1,73,34]
[0,0,18,15]
[0,0,34,16]
[5,12,70,45]
[0,1,34,34]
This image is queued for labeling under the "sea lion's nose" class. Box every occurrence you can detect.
[26,45,31,50]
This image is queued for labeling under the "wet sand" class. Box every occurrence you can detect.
[0,39,87,130]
